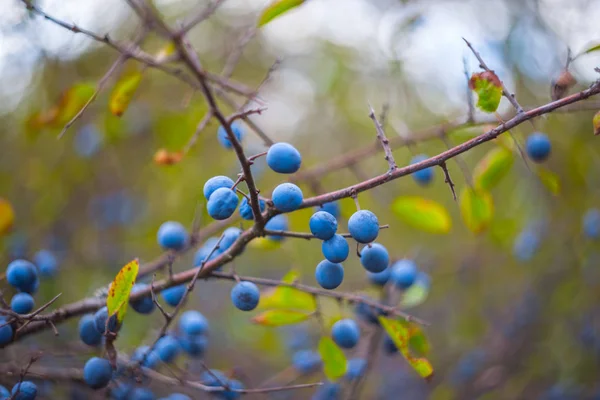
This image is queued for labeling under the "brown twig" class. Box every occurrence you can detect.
[439,162,457,200]
[262,225,390,240]
[368,104,397,171]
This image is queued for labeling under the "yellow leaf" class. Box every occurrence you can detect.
[536,167,560,195]
[251,310,311,326]
[318,336,347,381]
[473,147,514,191]
[258,0,305,27]
[391,196,451,234]
[155,42,177,62]
[107,259,139,324]
[459,187,494,234]
[109,71,143,117]
[378,316,434,381]
[249,237,281,251]
[258,270,316,312]
[30,83,95,129]
[0,198,15,236]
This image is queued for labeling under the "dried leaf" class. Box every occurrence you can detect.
[469,71,502,113]
[154,149,183,165]
[551,70,576,100]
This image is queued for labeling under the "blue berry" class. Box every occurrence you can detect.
[266,142,302,174]
[410,154,434,185]
[348,210,379,244]
[513,229,540,262]
[110,384,133,400]
[217,121,245,149]
[132,346,160,369]
[178,334,207,357]
[239,197,265,220]
[157,221,189,250]
[525,132,551,162]
[94,306,118,334]
[10,293,34,314]
[321,234,349,263]
[179,310,208,336]
[162,395,191,400]
[354,300,384,325]
[161,285,186,307]
[207,188,239,220]
[131,387,154,400]
[367,267,390,286]
[200,370,228,387]
[155,335,180,363]
[360,243,389,273]
[382,335,398,354]
[311,382,341,400]
[271,183,303,212]
[317,202,340,219]
[390,259,418,289]
[292,350,322,373]
[221,379,244,400]
[83,357,113,389]
[264,215,289,241]
[331,319,360,349]
[0,317,13,345]
[310,211,338,240]
[203,176,235,200]
[315,260,344,290]
[6,259,38,293]
[231,281,260,311]
[130,283,155,314]
[11,381,37,400]
[221,227,242,252]
[583,208,600,239]
[33,249,58,277]
[194,237,223,266]
[79,314,102,346]
[345,358,367,380]
[0,385,9,398]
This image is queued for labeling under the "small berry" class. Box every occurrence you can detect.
[345,358,367,380]
[239,197,266,220]
[200,369,228,387]
[266,142,302,174]
[310,211,338,240]
[367,267,390,286]
[217,121,245,149]
[207,187,239,220]
[222,379,244,400]
[79,314,103,346]
[203,176,235,200]
[583,208,600,239]
[220,227,243,252]
[163,394,191,400]
[390,259,418,289]
[155,335,180,363]
[525,132,551,162]
[94,306,118,334]
[83,357,112,389]
[161,285,186,307]
[265,215,289,241]
[130,283,155,314]
[321,234,349,263]
[348,210,379,244]
[194,237,223,266]
[382,335,398,354]
[11,381,37,400]
[315,260,344,289]
[157,221,189,250]
[0,385,9,398]
[513,229,540,262]
[360,243,389,273]
[292,350,322,373]
[10,293,34,314]
[131,387,154,400]
[132,346,160,369]
[312,382,341,400]
[0,317,13,345]
[317,201,340,219]
[354,300,384,325]
[33,249,58,277]
[6,259,38,293]
[179,310,208,336]
[231,281,260,311]
[331,319,360,349]
[271,183,303,212]
[410,154,434,185]
[178,334,207,357]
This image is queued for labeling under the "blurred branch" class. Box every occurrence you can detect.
[176,0,227,36]
[368,103,397,171]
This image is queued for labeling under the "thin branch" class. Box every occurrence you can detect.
[262,225,390,240]
[439,162,457,200]
[176,0,227,36]
[368,104,397,171]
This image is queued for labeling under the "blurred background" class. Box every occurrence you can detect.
[2,0,600,398]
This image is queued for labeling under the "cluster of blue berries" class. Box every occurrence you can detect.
[0,381,38,400]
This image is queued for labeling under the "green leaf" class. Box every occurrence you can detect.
[469,71,502,113]
[399,272,430,309]
[593,110,600,136]
[391,196,451,234]
[459,187,494,234]
[408,324,431,356]
[473,147,514,191]
[257,271,316,312]
[251,310,311,326]
[107,259,139,324]
[110,71,143,117]
[577,42,600,58]
[378,316,434,380]
[258,0,305,27]
[318,336,347,381]
[536,167,560,195]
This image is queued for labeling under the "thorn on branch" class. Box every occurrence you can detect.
[439,162,457,201]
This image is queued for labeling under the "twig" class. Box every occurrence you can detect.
[368,104,397,171]
[439,162,457,200]
[182,111,213,154]
[176,0,227,36]
[262,225,390,240]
